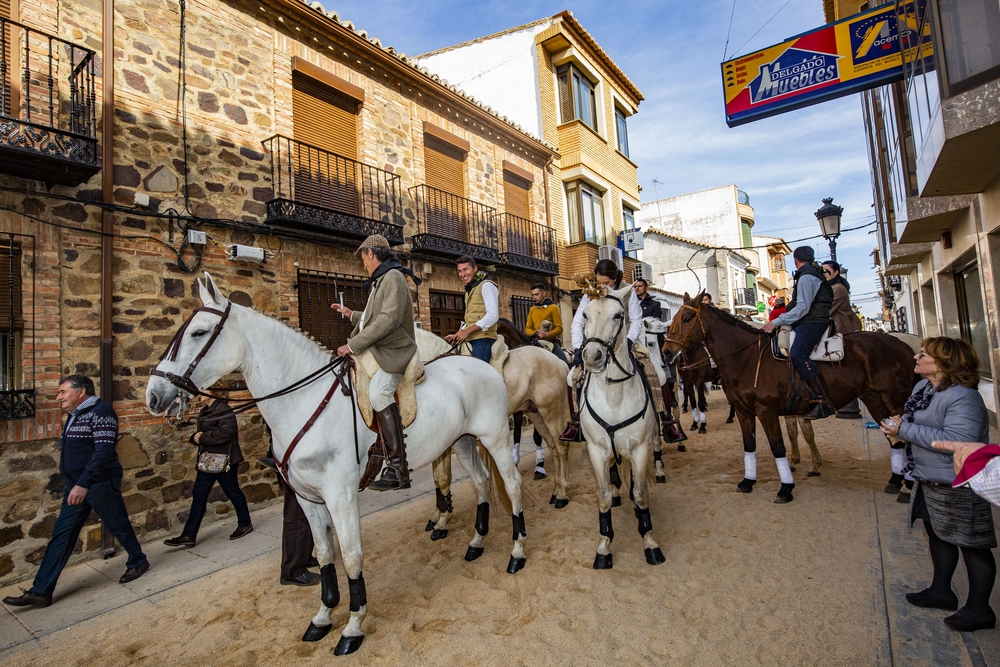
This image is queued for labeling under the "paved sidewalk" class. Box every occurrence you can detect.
[0,456,475,657]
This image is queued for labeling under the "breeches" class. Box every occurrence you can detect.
[369,368,403,412]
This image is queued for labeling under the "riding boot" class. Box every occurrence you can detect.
[803,376,836,421]
[369,403,411,491]
[660,411,688,443]
[560,387,580,441]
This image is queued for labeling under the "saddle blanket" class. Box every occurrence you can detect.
[774,325,845,362]
[460,336,509,380]
[353,349,425,429]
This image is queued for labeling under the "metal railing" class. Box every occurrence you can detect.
[497,213,557,274]
[296,269,368,351]
[409,184,500,263]
[509,295,534,333]
[737,189,750,205]
[263,135,404,243]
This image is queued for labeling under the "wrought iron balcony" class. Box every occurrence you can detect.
[0,18,99,187]
[497,213,558,276]
[409,184,500,263]
[263,135,404,245]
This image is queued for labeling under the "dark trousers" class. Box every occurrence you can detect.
[182,467,251,538]
[469,338,493,363]
[278,474,315,579]
[790,321,828,380]
[30,478,147,596]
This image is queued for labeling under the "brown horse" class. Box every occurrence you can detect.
[663,292,914,504]
[678,342,719,434]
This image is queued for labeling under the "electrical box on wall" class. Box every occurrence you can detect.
[187,229,206,245]
[229,244,265,264]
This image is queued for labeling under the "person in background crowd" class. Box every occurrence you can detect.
[634,278,686,444]
[446,256,498,364]
[3,375,150,609]
[823,261,863,420]
[768,296,786,321]
[933,440,1000,509]
[880,337,996,632]
[163,396,253,547]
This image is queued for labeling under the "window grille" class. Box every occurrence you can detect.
[296,269,368,351]
[509,296,534,332]
[0,232,33,421]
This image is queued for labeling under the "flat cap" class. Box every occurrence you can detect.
[356,234,390,253]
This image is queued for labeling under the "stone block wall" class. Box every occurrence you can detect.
[0,0,553,585]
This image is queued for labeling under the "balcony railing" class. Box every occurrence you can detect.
[263,135,404,245]
[0,18,98,187]
[409,184,500,263]
[497,213,558,276]
[737,190,750,205]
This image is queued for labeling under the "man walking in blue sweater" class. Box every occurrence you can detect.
[3,375,149,608]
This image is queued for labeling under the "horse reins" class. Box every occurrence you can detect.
[666,302,769,388]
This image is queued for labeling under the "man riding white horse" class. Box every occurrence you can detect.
[761,245,836,420]
[331,234,419,491]
[445,255,498,363]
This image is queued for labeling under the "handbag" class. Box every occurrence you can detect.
[196,441,233,474]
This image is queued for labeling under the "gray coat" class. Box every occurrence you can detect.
[347,268,417,375]
[899,380,989,484]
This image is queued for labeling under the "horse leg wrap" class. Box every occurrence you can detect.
[475,502,490,536]
[653,450,663,463]
[599,510,614,543]
[320,563,340,609]
[436,489,453,514]
[511,512,526,541]
[609,463,622,489]
[347,574,367,612]
[634,506,653,537]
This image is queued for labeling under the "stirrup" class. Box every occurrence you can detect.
[369,466,411,491]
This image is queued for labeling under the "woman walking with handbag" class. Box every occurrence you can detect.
[164,397,253,546]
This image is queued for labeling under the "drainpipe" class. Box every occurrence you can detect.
[99,0,116,558]
[100,0,114,402]
[542,156,561,342]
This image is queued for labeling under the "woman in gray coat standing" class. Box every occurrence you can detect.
[881,336,995,632]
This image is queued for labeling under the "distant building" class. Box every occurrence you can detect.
[752,236,793,305]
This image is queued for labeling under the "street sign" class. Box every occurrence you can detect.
[620,230,644,252]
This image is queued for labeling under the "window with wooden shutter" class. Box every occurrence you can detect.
[292,73,359,215]
[296,269,367,351]
[503,171,530,219]
[0,242,22,331]
[423,135,466,240]
[0,0,14,118]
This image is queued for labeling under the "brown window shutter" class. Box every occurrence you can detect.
[292,73,358,160]
[0,243,23,331]
[423,135,464,196]
[0,0,13,117]
[557,65,573,123]
[503,172,530,219]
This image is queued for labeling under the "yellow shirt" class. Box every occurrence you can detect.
[525,302,563,339]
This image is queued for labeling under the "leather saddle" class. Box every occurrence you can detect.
[772,323,845,362]
[352,350,425,430]
[460,336,509,379]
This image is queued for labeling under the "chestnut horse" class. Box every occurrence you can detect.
[663,292,915,503]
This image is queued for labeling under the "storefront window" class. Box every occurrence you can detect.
[955,263,991,379]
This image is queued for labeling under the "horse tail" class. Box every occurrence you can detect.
[478,443,513,515]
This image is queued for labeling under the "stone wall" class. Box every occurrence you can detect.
[0,0,552,585]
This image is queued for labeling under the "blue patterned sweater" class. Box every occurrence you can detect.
[59,398,123,488]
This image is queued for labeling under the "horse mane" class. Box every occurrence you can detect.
[700,302,767,337]
[497,318,533,345]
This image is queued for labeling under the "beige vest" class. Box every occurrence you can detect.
[465,279,498,341]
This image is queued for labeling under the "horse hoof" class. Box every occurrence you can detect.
[807,471,821,477]
[698,426,707,434]
[302,622,332,642]
[737,478,756,493]
[506,556,526,574]
[644,547,666,565]
[424,520,435,532]
[553,498,569,509]
[775,483,795,504]
[534,471,547,480]
[789,465,796,472]
[884,483,902,494]
[430,529,448,541]
[676,445,686,452]
[593,553,613,569]
[725,418,734,424]
[334,634,364,655]
[611,496,622,508]
[464,546,484,562]
[655,474,666,484]
[549,494,556,505]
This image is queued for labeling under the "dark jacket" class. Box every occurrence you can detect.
[786,263,833,326]
[191,400,245,466]
[900,380,990,485]
[638,294,664,350]
[59,397,123,489]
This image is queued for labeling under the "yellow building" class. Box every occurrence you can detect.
[416,11,644,337]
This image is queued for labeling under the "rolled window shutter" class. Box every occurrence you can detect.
[423,136,464,196]
[0,243,23,331]
[0,0,12,117]
[503,172,530,219]
[292,74,358,160]
[557,65,573,123]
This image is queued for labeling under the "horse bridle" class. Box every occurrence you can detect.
[151,303,232,396]
[580,295,636,382]
[663,301,707,353]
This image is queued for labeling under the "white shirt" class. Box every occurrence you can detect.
[467,281,499,331]
[571,285,643,349]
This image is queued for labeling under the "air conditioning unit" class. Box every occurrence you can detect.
[633,262,653,283]
[598,245,622,271]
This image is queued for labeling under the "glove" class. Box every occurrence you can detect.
[572,348,583,367]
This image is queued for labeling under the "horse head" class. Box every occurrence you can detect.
[662,290,708,357]
[146,272,246,414]
[580,284,631,374]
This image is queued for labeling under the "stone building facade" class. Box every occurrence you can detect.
[0,0,558,584]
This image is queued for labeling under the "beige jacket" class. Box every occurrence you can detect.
[829,283,861,335]
[348,268,417,374]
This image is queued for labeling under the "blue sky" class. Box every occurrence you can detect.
[319,0,883,314]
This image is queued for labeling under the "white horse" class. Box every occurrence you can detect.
[578,284,665,569]
[145,273,527,655]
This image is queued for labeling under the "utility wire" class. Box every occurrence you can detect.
[722,0,738,60]
[731,0,794,57]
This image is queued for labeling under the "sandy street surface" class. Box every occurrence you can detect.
[0,391,937,665]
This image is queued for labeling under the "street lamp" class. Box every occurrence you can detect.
[814,197,843,262]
